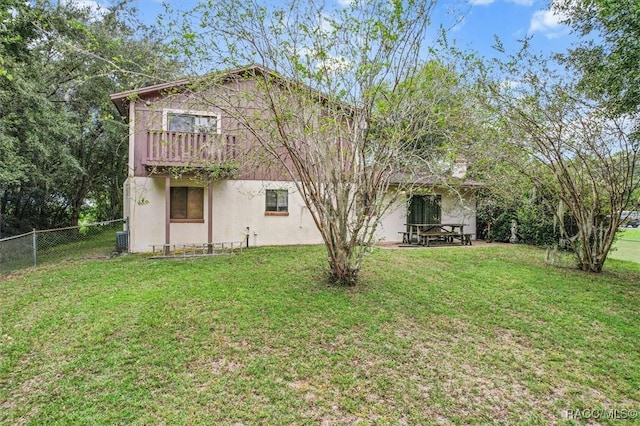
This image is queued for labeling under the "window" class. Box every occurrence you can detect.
[407,194,441,225]
[265,189,288,214]
[166,111,219,133]
[170,187,204,222]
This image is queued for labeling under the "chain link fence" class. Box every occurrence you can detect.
[0,219,127,275]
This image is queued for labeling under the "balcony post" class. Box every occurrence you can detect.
[165,176,171,255]
[208,182,213,254]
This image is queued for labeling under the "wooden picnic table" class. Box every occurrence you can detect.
[402,223,472,246]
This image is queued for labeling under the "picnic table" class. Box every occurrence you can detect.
[401,223,472,246]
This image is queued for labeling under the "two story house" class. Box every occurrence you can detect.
[110,64,478,253]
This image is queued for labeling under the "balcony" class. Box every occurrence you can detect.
[143,131,236,167]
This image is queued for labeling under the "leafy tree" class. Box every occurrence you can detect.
[472,52,639,272]
[0,0,180,236]
[1,0,77,233]
[463,0,640,270]
[555,0,640,116]
[394,60,482,179]
[0,1,37,190]
[46,1,181,225]
[555,0,640,220]
[168,0,448,285]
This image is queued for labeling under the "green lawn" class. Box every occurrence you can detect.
[1,245,639,424]
[610,228,640,263]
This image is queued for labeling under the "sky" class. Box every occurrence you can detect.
[82,0,578,60]
[436,0,576,58]
[131,0,576,57]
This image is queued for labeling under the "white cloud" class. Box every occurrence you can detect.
[318,13,335,36]
[451,16,466,33]
[528,9,569,38]
[294,46,350,74]
[501,78,523,91]
[551,0,580,8]
[468,0,495,5]
[63,0,108,20]
[336,0,352,6]
[470,0,535,6]
[319,55,350,74]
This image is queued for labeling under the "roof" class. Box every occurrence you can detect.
[390,172,483,190]
[109,63,355,118]
[110,78,190,117]
[109,64,268,117]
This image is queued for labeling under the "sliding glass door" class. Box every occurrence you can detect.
[407,194,441,225]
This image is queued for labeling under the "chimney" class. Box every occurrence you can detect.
[452,158,467,179]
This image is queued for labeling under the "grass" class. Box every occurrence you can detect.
[1,223,122,275]
[1,245,639,424]
[610,228,640,263]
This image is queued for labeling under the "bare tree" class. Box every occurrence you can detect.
[475,53,639,272]
[167,0,452,284]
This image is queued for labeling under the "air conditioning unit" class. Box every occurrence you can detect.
[116,231,128,252]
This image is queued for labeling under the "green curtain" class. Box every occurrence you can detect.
[407,195,441,225]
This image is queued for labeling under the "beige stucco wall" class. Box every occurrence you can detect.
[124,177,324,252]
[125,176,170,252]
[375,189,478,243]
[374,195,408,243]
[124,177,477,252]
[441,190,477,238]
[125,176,212,252]
[210,180,324,246]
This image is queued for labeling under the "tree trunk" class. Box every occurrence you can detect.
[327,247,360,286]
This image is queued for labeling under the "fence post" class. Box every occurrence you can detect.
[32,228,37,266]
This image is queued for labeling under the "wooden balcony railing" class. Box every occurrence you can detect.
[144,131,236,167]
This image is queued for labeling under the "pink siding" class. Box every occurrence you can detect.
[129,78,312,181]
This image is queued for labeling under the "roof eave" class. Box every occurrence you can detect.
[109,64,268,118]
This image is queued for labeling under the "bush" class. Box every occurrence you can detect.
[477,194,560,246]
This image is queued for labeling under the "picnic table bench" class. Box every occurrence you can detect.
[404,223,472,247]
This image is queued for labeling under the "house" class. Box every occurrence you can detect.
[110,64,478,253]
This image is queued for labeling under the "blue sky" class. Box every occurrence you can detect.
[439,0,575,57]
[124,0,575,59]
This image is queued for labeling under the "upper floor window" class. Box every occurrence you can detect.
[163,109,220,134]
